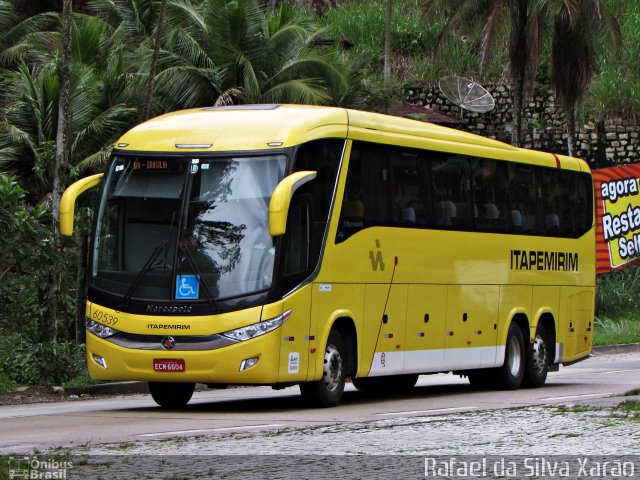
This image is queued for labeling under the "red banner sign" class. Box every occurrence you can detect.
[592,163,640,274]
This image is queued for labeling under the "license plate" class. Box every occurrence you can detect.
[153,359,186,372]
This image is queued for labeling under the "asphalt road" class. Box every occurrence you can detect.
[1,348,639,455]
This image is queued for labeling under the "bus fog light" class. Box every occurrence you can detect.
[240,357,259,371]
[92,353,107,369]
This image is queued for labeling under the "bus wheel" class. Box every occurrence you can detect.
[300,330,346,407]
[523,324,549,388]
[148,382,195,408]
[495,322,526,390]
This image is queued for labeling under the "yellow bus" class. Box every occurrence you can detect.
[60,105,595,408]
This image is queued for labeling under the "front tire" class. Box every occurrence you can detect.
[148,382,195,408]
[300,330,346,407]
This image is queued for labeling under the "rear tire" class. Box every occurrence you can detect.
[300,330,346,407]
[523,324,550,388]
[148,382,195,408]
[493,322,526,390]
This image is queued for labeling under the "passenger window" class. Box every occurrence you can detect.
[391,150,423,225]
[336,142,393,242]
[432,155,472,229]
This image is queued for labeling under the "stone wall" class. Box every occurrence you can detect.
[405,84,640,166]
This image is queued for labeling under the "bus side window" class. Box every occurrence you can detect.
[336,141,393,242]
[573,173,594,237]
[283,196,312,276]
[471,157,502,232]
[292,138,343,260]
[390,149,421,225]
[432,154,471,229]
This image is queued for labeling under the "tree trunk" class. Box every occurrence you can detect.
[141,0,167,122]
[565,101,576,157]
[510,0,528,147]
[75,211,89,344]
[48,0,73,342]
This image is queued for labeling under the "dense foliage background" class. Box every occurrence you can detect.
[0,0,638,389]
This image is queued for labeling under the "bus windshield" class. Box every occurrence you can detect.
[92,154,287,302]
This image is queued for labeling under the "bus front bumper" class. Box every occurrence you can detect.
[85,330,281,385]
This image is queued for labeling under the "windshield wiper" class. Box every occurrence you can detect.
[123,241,168,304]
[177,241,219,311]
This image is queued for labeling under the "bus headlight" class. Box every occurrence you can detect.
[85,318,120,339]
[221,310,291,342]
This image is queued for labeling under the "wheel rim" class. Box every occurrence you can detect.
[530,334,547,377]
[507,335,522,377]
[323,344,343,392]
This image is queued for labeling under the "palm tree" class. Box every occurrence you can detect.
[429,0,546,147]
[0,0,59,67]
[538,0,621,156]
[141,0,167,121]
[152,0,348,109]
[0,14,138,201]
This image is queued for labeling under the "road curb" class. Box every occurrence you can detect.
[592,343,640,355]
[65,381,148,396]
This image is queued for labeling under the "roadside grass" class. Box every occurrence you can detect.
[616,400,640,421]
[595,264,640,346]
[61,371,103,389]
[594,315,640,346]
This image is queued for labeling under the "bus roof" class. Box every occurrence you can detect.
[114,104,589,172]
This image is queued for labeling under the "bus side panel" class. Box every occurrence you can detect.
[279,285,312,382]
[309,283,365,381]
[497,285,532,345]
[443,285,499,370]
[403,285,446,373]
[366,284,407,376]
[559,286,595,362]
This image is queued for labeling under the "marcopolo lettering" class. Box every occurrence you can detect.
[145,304,193,314]
[510,250,579,272]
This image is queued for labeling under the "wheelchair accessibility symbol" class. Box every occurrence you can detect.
[175,275,199,300]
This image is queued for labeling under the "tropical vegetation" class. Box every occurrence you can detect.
[0,0,638,387]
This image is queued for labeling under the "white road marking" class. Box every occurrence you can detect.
[376,406,479,416]
[594,369,637,374]
[137,423,283,437]
[542,393,613,401]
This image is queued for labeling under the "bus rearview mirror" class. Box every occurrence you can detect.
[59,173,103,236]
[269,171,317,237]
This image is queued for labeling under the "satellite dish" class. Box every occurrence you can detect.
[438,75,495,114]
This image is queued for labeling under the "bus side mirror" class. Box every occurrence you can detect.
[59,173,103,236]
[269,171,317,237]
